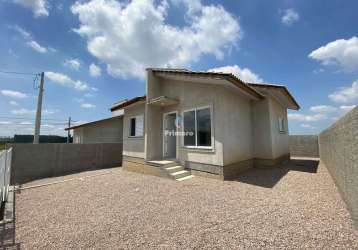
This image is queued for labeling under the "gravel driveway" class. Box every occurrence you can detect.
[2,159,358,249]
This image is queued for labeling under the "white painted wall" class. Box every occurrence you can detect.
[73,117,123,144]
[269,97,290,158]
[123,103,146,159]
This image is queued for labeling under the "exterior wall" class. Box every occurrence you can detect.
[149,76,227,166]
[139,70,292,178]
[10,143,123,184]
[289,135,319,157]
[73,118,123,144]
[319,107,358,227]
[123,103,146,159]
[111,108,124,116]
[268,97,290,159]
[251,98,273,159]
[220,87,253,165]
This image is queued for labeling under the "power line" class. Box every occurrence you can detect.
[0,116,72,121]
[0,123,67,125]
[0,70,39,76]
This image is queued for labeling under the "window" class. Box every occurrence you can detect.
[278,117,285,132]
[183,107,212,148]
[129,115,144,137]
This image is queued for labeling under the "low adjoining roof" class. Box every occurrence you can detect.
[65,115,123,131]
[110,95,146,112]
[248,83,300,110]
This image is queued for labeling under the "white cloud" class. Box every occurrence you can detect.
[89,63,101,77]
[13,0,49,17]
[11,108,35,115]
[80,103,96,109]
[300,124,316,129]
[11,108,57,115]
[288,113,326,122]
[71,0,241,79]
[1,89,27,99]
[340,105,356,113]
[329,80,358,104]
[64,58,81,70]
[9,101,19,106]
[84,93,95,98]
[0,121,12,125]
[281,9,299,26]
[309,37,358,72]
[20,121,32,125]
[208,65,263,83]
[11,25,31,39]
[26,40,47,53]
[309,105,337,113]
[45,71,94,91]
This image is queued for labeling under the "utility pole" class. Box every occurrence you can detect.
[33,72,45,144]
[67,117,71,143]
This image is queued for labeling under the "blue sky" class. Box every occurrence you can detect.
[0,0,357,136]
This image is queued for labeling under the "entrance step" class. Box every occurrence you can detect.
[165,165,184,173]
[146,160,194,181]
[170,170,191,179]
[147,160,177,168]
[176,175,194,181]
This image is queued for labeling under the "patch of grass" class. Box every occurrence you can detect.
[0,143,5,151]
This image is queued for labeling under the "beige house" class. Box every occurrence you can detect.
[111,68,300,180]
[66,116,123,144]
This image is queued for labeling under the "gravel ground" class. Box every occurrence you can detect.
[2,159,358,249]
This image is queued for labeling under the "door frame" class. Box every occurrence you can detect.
[162,111,178,159]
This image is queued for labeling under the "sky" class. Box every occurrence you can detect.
[0,0,357,137]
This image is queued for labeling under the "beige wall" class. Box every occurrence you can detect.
[123,103,146,159]
[151,77,225,166]
[124,71,290,167]
[10,143,123,184]
[251,98,273,159]
[269,97,289,158]
[251,97,289,160]
[73,118,123,144]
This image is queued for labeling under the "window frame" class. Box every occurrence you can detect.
[128,114,144,138]
[278,117,285,133]
[182,105,213,149]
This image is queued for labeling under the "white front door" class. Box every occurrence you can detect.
[163,112,177,159]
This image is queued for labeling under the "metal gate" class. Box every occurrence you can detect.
[0,147,12,202]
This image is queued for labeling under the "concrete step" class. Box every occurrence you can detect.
[147,160,177,168]
[176,175,194,182]
[165,165,184,173]
[170,170,191,179]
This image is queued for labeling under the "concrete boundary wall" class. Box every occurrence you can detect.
[9,143,123,184]
[289,135,319,157]
[319,107,358,227]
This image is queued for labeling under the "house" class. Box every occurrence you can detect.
[110,68,300,180]
[66,115,123,144]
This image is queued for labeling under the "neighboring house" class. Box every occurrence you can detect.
[111,68,300,180]
[66,116,123,144]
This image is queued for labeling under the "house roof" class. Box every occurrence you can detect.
[110,69,300,111]
[65,115,123,131]
[110,95,146,112]
[247,83,300,110]
[149,68,264,100]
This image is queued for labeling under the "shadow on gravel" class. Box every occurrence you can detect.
[228,158,320,188]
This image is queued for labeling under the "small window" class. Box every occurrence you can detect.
[183,107,212,148]
[129,115,144,137]
[278,117,285,132]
